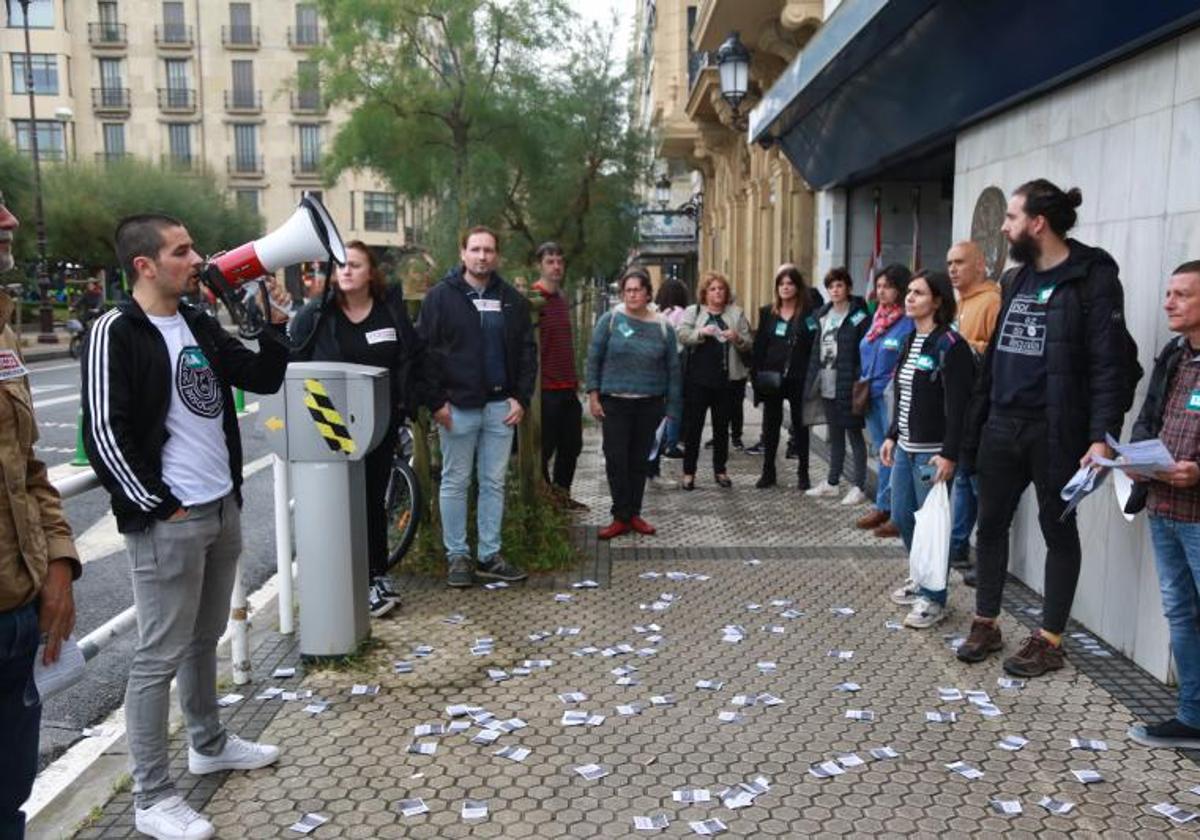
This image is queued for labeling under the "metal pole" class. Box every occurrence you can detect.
[228,562,250,685]
[19,0,56,344]
[273,454,294,634]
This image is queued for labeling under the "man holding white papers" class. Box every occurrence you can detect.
[1126,260,1200,750]
[0,192,80,839]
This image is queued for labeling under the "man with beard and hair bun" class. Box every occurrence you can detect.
[955,179,1135,678]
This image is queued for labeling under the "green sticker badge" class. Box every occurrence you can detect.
[915,354,936,372]
[181,346,210,370]
[1188,389,1200,412]
[774,320,788,337]
[882,337,900,350]
[849,311,866,326]
[1037,286,1053,304]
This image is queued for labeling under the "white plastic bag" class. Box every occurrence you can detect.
[909,480,951,593]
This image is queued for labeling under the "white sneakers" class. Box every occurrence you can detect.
[840,486,869,505]
[890,579,919,605]
[188,734,280,775]
[804,482,840,498]
[135,795,215,840]
[904,597,948,629]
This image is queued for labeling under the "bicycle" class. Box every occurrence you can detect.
[66,308,101,359]
[385,424,423,567]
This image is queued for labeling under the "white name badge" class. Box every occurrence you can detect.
[473,299,502,313]
[0,349,29,381]
[364,327,397,345]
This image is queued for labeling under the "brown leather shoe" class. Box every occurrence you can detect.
[562,496,590,511]
[956,619,1003,663]
[873,520,900,538]
[629,516,656,535]
[598,520,630,540]
[856,508,889,529]
[1003,633,1065,677]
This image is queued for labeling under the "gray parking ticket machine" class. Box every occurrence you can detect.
[260,362,389,659]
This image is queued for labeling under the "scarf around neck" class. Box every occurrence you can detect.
[866,302,903,342]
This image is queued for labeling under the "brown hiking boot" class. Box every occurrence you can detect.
[1003,633,1065,678]
[956,619,1003,663]
[873,520,900,539]
[856,508,889,529]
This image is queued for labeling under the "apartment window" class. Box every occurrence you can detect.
[11,54,58,95]
[164,58,189,106]
[99,57,122,89]
[167,122,191,164]
[235,189,259,215]
[298,124,320,171]
[12,120,65,161]
[296,60,320,109]
[98,1,119,25]
[231,59,255,107]
[233,123,258,170]
[161,1,186,41]
[7,0,53,28]
[228,3,253,43]
[294,3,318,44]
[363,192,397,232]
[103,123,125,157]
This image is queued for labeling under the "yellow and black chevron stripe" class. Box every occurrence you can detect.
[302,378,357,454]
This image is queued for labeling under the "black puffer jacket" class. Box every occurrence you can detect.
[1125,335,1189,514]
[961,239,1131,484]
[804,296,869,429]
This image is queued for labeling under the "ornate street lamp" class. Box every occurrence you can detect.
[6,0,56,342]
[716,30,751,127]
[654,174,671,209]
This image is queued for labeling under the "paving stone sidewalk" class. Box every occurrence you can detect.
[75,408,1200,838]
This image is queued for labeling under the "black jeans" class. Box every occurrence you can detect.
[600,396,663,521]
[823,399,866,489]
[365,422,399,578]
[541,389,583,491]
[728,379,747,441]
[974,415,1082,634]
[0,602,40,839]
[760,380,810,487]
[683,382,730,476]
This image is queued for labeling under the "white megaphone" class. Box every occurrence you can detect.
[202,193,345,339]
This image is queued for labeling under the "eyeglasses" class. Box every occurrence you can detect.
[623,287,648,295]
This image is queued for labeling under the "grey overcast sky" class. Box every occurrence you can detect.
[566,0,634,64]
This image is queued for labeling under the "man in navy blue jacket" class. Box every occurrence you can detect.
[418,226,537,588]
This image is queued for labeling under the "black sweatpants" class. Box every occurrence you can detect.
[600,396,663,521]
[728,378,747,441]
[683,382,730,476]
[365,422,399,578]
[974,415,1082,634]
[541,389,583,491]
[760,380,811,487]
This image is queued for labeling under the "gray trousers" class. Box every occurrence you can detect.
[124,494,241,808]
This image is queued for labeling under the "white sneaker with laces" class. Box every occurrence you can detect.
[804,482,840,498]
[134,795,215,840]
[890,579,919,605]
[903,597,947,629]
[839,486,869,505]
[188,733,280,776]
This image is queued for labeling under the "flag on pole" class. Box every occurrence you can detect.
[866,187,883,297]
[910,186,922,272]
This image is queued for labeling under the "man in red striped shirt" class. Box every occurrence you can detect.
[532,242,587,510]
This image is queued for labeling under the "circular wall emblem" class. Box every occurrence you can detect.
[970,186,1008,280]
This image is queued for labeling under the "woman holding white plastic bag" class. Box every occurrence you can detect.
[880,270,975,628]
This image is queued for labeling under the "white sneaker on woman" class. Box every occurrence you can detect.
[804,482,840,498]
[840,486,868,505]
[890,579,920,605]
[903,597,947,629]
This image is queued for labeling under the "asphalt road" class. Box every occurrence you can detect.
[28,352,287,771]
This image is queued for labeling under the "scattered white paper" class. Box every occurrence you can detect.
[350,684,380,696]
[574,763,609,780]
[288,813,329,834]
[1038,796,1075,815]
[407,741,437,756]
[273,667,296,678]
[997,735,1028,751]
[990,799,1022,816]
[461,800,488,820]
[397,798,429,817]
[633,814,670,831]
[835,682,862,693]
[1153,803,1199,824]
[1071,769,1103,784]
[217,693,243,707]
[845,710,875,721]
[869,746,899,760]
[836,753,865,768]
[689,818,727,836]
[673,789,711,803]
[496,745,531,762]
[809,761,845,778]
[946,761,983,780]
[926,711,957,723]
[1069,737,1108,751]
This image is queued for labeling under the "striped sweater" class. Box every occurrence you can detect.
[533,281,577,390]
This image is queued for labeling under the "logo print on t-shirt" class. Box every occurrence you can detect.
[177,345,223,418]
[996,294,1047,357]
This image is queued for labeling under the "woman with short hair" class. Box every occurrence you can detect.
[804,267,870,504]
[586,268,682,539]
[677,271,752,490]
[881,270,974,628]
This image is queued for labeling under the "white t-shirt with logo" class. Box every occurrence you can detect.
[146,313,233,507]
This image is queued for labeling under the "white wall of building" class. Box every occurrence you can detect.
[813,188,847,292]
[952,28,1200,681]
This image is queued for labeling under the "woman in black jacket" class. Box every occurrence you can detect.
[879,270,974,629]
[751,265,818,489]
[804,267,869,503]
[289,240,428,617]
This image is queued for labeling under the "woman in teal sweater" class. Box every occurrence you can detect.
[586,268,683,540]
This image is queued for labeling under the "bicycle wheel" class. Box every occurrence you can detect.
[69,333,83,359]
[385,444,422,568]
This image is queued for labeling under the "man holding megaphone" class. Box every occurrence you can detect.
[82,213,292,840]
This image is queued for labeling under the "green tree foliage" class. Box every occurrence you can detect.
[314,0,643,277]
[0,141,261,273]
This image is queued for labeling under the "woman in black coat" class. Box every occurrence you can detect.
[804,267,869,503]
[289,240,429,617]
[750,265,819,489]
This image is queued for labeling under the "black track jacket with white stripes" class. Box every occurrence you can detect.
[81,298,288,533]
